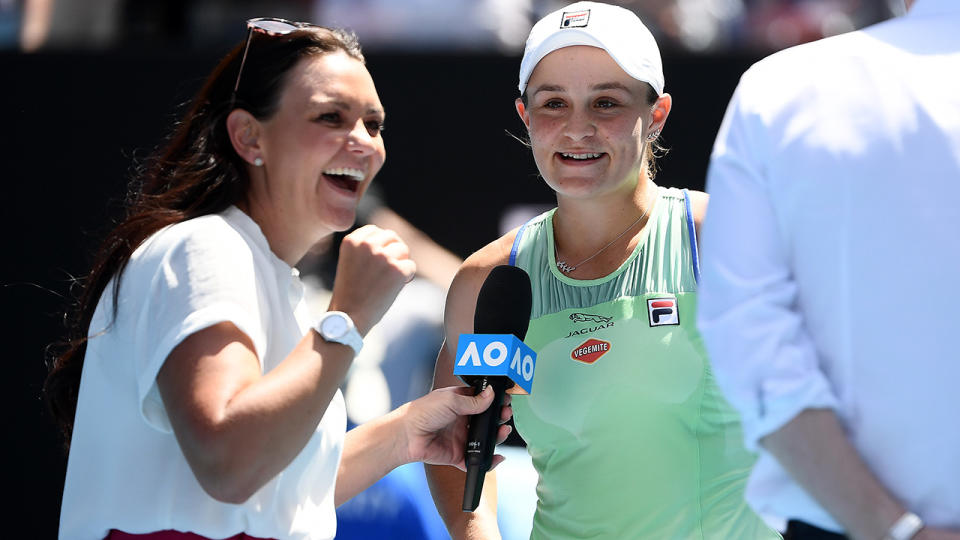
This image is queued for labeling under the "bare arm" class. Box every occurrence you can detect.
[426,344,503,540]
[20,0,53,51]
[367,206,463,290]
[762,410,960,540]
[157,226,415,503]
[425,236,516,539]
[336,384,507,506]
[761,409,907,540]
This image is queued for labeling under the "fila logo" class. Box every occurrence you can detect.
[560,9,590,28]
[571,338,610,364]
[647,297,679,326]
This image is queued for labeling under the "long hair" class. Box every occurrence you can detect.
[45,25,364,449]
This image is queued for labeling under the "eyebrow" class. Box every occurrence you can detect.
[531,84,565,96]
[591,82,632,93]
[530,81,632,96]
[309,97,385,117]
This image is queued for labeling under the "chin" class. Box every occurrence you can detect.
[548,175,606,195]
[330,211,359,232]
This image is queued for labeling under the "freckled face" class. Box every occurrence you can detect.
[518,46,654,201]
[255,50,386,239]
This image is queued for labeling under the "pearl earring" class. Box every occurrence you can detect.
[253,157,263,167]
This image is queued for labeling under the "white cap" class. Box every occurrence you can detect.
[518,1,664,96]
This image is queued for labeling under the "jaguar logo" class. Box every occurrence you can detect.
[569,312,612,324]
[565,312,614,338]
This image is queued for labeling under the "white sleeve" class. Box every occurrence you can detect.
[129,222,267,433]
[697,73,840,451]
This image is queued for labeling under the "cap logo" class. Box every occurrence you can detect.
[560,9,590,28]
[647,297,679,326]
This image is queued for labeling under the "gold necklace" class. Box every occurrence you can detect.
[554,196,653,275]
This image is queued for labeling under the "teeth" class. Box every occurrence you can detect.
[323,167,365,181]
[561,152,601,160]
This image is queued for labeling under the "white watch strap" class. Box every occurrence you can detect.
[885,511,924,540]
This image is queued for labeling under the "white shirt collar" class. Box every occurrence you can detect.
[222,205,300,279]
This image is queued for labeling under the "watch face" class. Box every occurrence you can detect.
[321,314,348,338]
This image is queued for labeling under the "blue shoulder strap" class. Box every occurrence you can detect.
[508,218,534,267]
[682,189,701,284]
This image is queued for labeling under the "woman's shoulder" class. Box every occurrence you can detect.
[444,232,517,313]
[685,189,708,229]
[445,206,556,320]
[659,186,708,230]
[134,212,252,266]
[458,234,515,286]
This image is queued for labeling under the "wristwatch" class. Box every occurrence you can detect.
[314,311,363,356]
[885,511,924,540]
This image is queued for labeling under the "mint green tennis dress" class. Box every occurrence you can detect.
[508,187,779,539]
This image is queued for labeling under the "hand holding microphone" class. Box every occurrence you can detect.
[454,265,537,512]
[396,385,513,472]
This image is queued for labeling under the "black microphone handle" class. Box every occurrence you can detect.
[462,376,512,512]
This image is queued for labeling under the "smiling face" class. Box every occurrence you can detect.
[241,49,386,258]
[517,45,669,202]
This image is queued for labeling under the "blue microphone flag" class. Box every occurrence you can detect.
[454,333,536,395]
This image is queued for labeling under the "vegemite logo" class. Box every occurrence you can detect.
[560,9,590,28]
[569,312,612,324]
[571,338,610,364]
[647,297,679,326]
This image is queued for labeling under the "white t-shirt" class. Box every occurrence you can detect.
[59,206,346,540]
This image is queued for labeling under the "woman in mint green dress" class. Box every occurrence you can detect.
[425,2,781,539]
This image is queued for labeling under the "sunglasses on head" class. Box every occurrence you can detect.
[232,17,320,98]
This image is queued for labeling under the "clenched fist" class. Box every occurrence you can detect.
[328,225,417,335]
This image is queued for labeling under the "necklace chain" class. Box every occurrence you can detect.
[554,196,653,274]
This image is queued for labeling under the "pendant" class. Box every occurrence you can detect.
[556,260,576,273]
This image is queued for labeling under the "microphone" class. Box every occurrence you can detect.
[453,265,536,512]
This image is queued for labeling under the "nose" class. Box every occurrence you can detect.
[562,108,595,141]
[345,119,378,156]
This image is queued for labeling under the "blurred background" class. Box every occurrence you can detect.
[3,0,903,538]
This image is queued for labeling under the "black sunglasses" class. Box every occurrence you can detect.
[232,17,319,98]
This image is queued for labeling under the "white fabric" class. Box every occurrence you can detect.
[59,206,346,540]
[698,0,960,532]
[518,1,663,95]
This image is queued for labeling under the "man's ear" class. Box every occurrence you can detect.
[226,109,263,166]
[515,98,531,130]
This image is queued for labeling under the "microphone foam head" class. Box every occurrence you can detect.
[473,265,533,339]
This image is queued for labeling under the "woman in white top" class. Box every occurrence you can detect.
[46,18,511,540]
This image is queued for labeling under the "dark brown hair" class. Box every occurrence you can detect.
[45,25,364,449]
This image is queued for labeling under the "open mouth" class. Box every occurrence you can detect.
[322,167,365,193]
[557,152,605,163]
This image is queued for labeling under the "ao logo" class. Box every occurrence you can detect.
[457,339,534,382]
[453,334,537,394]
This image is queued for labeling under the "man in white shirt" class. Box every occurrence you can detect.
[697,0,960,539]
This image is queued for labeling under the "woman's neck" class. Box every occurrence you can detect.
[554,179,658,252]
[235,198,311,267]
